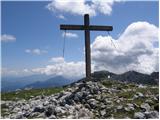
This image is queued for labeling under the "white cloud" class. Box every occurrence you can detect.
[46,0,119,17]
[25,48,48,55]
[1,34,16,42]
[91,21,159,74]
[1,68,33,77]
[1,68,18,77]
[32,57,87,79]
[57,14,66,20]
[62,32,78,38]
[50,57,65,63]
[92,0,114,15]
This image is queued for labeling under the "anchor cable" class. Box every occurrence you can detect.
[107,31,129,73]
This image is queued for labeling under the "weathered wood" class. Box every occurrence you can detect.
[60,14,113,80]
[60,25,113,31]
[84,14,91,80]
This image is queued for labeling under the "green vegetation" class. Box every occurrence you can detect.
[1,87,64,101]
[101,79,159,118]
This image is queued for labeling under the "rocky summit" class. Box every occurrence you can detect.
[1,78,159,119]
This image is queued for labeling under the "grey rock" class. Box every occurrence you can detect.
[133,95,138,99]
[33,105,45,113]
[105,100,112,104]
[64,104,70,109]
[117,105,123,110]
[116,99,120,103]
[86,94,93,100]
[84,104,91,109]
[141,103,150,112]
[15,112,24,119]
[145,111,159,119]
[133,103,139,108]
[45,106,54,117]
[37,113,45,118]
[13,107,21,112]
[78,108,93,119]
[55,106,65,114]
[100,104,106,109]
[23,111,30,118]
[43,101,49,106]
[55,107,62,113]
[48,115,56,119]
[87,99,98,109]
[136,92,144,97]
[134,112,145,119]
[22,104,30,111]
[145,99,154,105]
[124,106,134,112]
[100,110,106,116]
[127,103,134,107]
[74,96,80,102]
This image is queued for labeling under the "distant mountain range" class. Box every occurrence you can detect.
[1,70,159,92]
[1,74,52,92]
[24,76,74,89]
[92,71,159,85]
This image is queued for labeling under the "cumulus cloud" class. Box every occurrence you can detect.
[1,68,18,77]
[62,32,78,38]
[91,21,159,74]
[25,49,48,55]
[1,68,33,77]
[32,57,88,79]
[1,34,16,42]
[46,0,119,17]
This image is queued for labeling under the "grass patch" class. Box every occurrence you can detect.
[102,80,114,87]
[117,91,135,98]
[1,104,10,117]
[1,87,64,101]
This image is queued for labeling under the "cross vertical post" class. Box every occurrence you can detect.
[84,14,91,80]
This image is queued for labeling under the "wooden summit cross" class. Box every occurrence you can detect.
[60,14,113,80]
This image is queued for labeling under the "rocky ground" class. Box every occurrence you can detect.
[1,79,159,119]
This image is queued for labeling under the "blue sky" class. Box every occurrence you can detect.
[1,1,159,78]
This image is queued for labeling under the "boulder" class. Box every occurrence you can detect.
[136,92,144,97]
[15,112,24,119]
[134,112,145,119]
[100,110,106,116]
[13,107,21,112]
[33,105,45,113]
[140,103,150,112]
[117,105,123,110]
[87,99,98,109]
[48,115,56,119]
[124,106,134,112]
[145,111,159,119]
[43,101,49,106]
[45,106,54,117]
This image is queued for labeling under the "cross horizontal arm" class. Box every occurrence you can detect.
[60,24,113,31]
[60,25,84,30]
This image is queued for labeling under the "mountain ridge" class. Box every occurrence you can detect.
[2,70,159,92]
[92,70,159,85]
